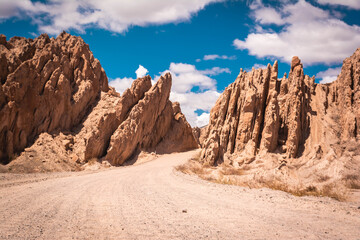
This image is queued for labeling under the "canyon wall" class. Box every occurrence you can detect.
[197,48,360,193]
[201,48,360,166]
[0,33,198,171]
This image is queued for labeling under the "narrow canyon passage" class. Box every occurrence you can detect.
[0,150,359,240]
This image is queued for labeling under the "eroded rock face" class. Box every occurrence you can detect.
[201,48,360,166]
[1,33,198,171]
[0,32,108,163]
[105,73,198,165]
[199,48,360,193]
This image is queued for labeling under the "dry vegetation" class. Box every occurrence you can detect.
[343,174,360,189]
[176,154,348,201]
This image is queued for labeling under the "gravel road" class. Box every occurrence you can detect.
[1,150,359,240]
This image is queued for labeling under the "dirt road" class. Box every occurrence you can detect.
[1,150,359,240]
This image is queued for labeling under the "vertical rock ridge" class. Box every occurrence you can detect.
[201,48,360,171]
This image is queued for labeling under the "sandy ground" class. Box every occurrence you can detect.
[0,150,360,240]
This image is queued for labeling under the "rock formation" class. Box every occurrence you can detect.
[199,48,360,193]
[104,73,198,166]
[192,126,208,147]
[0,33,198,172]
[0,32,108,164]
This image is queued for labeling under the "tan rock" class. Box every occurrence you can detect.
[192,125,208,147]
[0,32,108,163]
[155,102,199,154]
[104,73,198,165]
[199,47,360,194]
[1,33,198,171]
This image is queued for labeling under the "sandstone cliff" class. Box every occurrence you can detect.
[0,32,108,164]
[198,48,360,195]
[0,33,198,172]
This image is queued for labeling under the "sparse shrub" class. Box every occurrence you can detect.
[305,185,317,192]
[319,184,347,201]
[220,167,244,176]
[343,174,360,189]
[175,160,209,176]
[176,159,348,201]
[203,176,216,182]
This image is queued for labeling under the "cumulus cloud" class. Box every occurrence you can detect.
[234,0,360,65]
[245,63,268,72]
[158,63,227,127]
[170,90,220,127]
[316,67,342,84]
[200,67,231,75]
[253,7,283,25]
[195,112,211,127]
[202,54,237,61]
[316,0,360,9]
[0,0,221,34]
[135,65,148,78]
[109,77,134,94]
[109,65,149,94]
[163,63,218,92]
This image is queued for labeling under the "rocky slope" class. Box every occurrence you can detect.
[198,48,360,195]
[0,33,198,172]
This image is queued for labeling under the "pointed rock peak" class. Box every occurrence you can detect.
[172,102,181,115]
[137,75,151,81]
[0,34,6,45]
[158,72,172,87]
[273,60,278,70]
[37,33,50,41]
[128,76,152,98]
[291,56,301,71]
[57,31,71,41]
[164,72,172,79]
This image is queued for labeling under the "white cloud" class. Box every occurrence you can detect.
[135,65,148,78]
[200,67,231,75]
[253,7,283,25]
[195,112,211,127]
[158,63,228,127]
[234,0,360,65]
[163,63,218,93]
[109,65,150,94]
[109,77,134,95]
[170,91,220,127]
[202,54,236,61]
[316,0,360,9]
[252,63,267,69]
[245,63,267,72]
[0,0,221,35]
[316,67,341,84]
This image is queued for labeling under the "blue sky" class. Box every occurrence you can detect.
[1,0,360,126]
